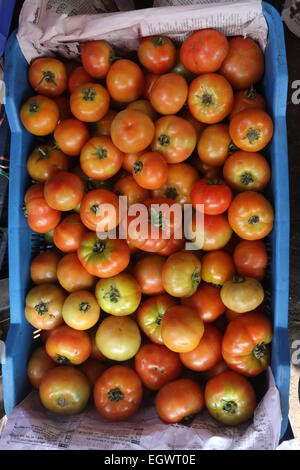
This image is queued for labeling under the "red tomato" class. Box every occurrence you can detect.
[143,73,160,100]
[91,109,117,137]
[25,184,62,233]
[57,253,96,293]
[46,324,92,365]
[180,324,222,371]
[53,214,88,253]
[229,109,273,152]
[181,282,225,323]
[113,175,150,207]
[68,66,92,94]
[126,99,159,122]
[44,171,84,211]
[29,58,67,97]
[20,95,59,136]
[223,150,271,192]
[81,40,115,79]
[229,88,266,120]
[25,284,66,330]
[133,254,165,295]
[204,359,229,381]
[233,240,267,280]
[27,346,56,389]
[70,83,110,122]
[79,189,119,232]
[201,250,236,286]
[80,136,124,181]
[79,359,107,386]
[190,178,232,215]
[27,145,69,183]
[132,152,168,190]
[150,73,188,115]
[106,59,144,103]
[30,249,61,285]
[197,124,231,167]
[54,95,73,122]
[188,212,233,251]
[54,118,90,156]
[138,36,176,74]
[111,109,155,154]
[162,252,201,298]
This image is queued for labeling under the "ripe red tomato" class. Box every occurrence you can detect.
[68,66,92,94]
[143,73,160,100]
[204,359,229,381]
[150,73,188,115]
[94,365,143,421]
[201,250,236,286]
[180,324,222,372]
[79,189,120,232]
[20,95,59,136]
[53,213,88,253]
[222,312,272,376]
[111,109,155,154]
[44,171,84,211]
[57,253,96,293]
[181,282,225,323]
[24,184,62,233]
[138,36,176,74]
[162,252,201,298]
[188,74,233,124]
[197,124,231,167]
[30,249,61,285]
[113,175,150,207]
[27,346,56,389]
[81,40,115,79]
[180,29,229,74]
[126,99,159,121]
[220,275,264,313]
[45,324,92,365]
[92,109,117,137]
[54,95,73,122]
[205,371,256,425]
[106,59,144,103]
[229,109,273,152]
[133,254,165,296]
[219,37,264,90]
[27,145,69,183]
[155,378,204,424]
[223,150,271,192]
[79,359,107,386]
[132,152,168,190]
[233,240,267,280]
[54,118,90,156]
[190,178,232,215]
[80,136,124,181]
[156,230,185,256]
[62,290,100,331]
[188,212,233,251]
[25,283,66,330]
[135,344,182,390]
[70,83,110,122]
[29,58,67,97]
[229,88,266,120]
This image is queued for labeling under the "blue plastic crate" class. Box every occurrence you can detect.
[2,2,290,440]
[0,0,15,57]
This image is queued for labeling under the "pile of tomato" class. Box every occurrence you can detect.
[22,28,274,427]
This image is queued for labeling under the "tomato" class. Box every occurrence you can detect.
[44,171,84,211]
[223,150,271,192]
[135,344,182,390]
[27,145,69,183]
[77,233,130,278]
[150,73,188,115]
[79,189,120,232]
[188,74,233,124]
[95,273,141,316]
[81,40,115,79]
[88,327,108,362]
[180,324,222,371]
[70,83,110,123]
[46,324,92,365]
[161,305,204,353]
[205,371,256,425]
[228,191,274,240]
[156,230,185,256]
[94,365,143,421]
[189,154,222,179]
[197,124,231,167]
[204,359,229,381]
[229,109,273,152]
[111,109,155,154]
[62,290,100,331]
[126,99,159,122]
[25,283,66,330]
[40,366,90,415]
[188,212,233,251]
[222,312,272,376]
[181,282,225,323]
[54,118,90,156]
[179,107,207,139]
[68,66,92,94]
[30,249,61,285]
[80,136,124,180]
[190,178,232,215]
[229,88,266,120]
[155,378,204,424]
[27,346,56,389]
[151,115,196,164]
[219,37,264,90]
[57,253,96,292]
[180,29,229,74]
[136,294,177,344]
[132,254,165,296]
[170,49,197,82]
[122,150,146,174]
[53,213,88,253]
[79,359,107,386]
[28,58,67,97]
[143,73,160,100]
[233,240,267,280]
[138,36,176,74]
[220,275,264,313]
[54,95,73,122]
[106,59,144,103]
[132,151,168,190]
[162,252,201,298]
[114,175,150,207]
[225,299,267,322]
[201,250,236,286]
[95,316,141,361]
[20,95,59,136]
[91,109,117,137]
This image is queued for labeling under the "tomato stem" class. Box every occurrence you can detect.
[34,301,50,316]
[158,134,170,147]
[222,400,237,414]
[244,86,257,100]
[201,92,213,106]
[79,302,91,313]
[240,172,254,186]
[248,215,259,225]
[82,87,97,101]
[92,146,107,160]
[36,146,51,162]
[180,413,196,425]
[165,187,179,200]
[244,127,260,144]
[56,397,69,408]
[103,285,120,303]
[108,387,124,402]
[252,341,267,359]
[133,161,143,174]
[149,207,167,229]
[153,37,165,47]
[55,354,70,365]
[90,204,100,215]
[228,141,239,155]
[191,267,201,288]
[29,102,39,113]
[93,239,105,254]
[232,274,245,283]
[34,70,57,92]
[155,312,164,326]
[207,179,223,186]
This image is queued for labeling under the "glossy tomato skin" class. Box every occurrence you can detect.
[62,290,100,331]
[25,283,66,330]
[79,359,107,386]
[201,250,236,286]
[132,152,168,190]
[20,95,59,136]
[204,358,229,381]
[156,229,185,256]
[27,145,69,183]
[135,344,182,391]
[220,275,264,313]
[229,88,266,120]
[94,365,143,421]
[205,371,256,425]
[91,109,117,137]
[27,346,56,389]
[143,73,160,100]
[133,254,165,296]
[138,36,176,74]
[81,40,114,78]
[152,163,198,207]
[53,213,88,253]
[30,249,61,285]
[77,233,130,278]
[44,171,84,212]
[45,324,92,365]
[111,109,155,154]
[222,313,272,376]
[180,29,229,74]
[219,37,264,90]
[155,378,204,424]
[79,189,120,232]
[150,73,188,115]
[228,191,274,240]
[161,305,204,353]
[95,273,141,316]
[54,95,73,122]
[229,109,273,152]
[180,324,222,372]
[190,178,232,215]
[80,136,124,181]
[57,253,96,293]
[181,282,225,323]
[188,212,233,251]
[126,99,158,122]
[68,66,92,94]
[151,115,197,164]
[106,59,144,103]
[114,175,150,207]
[39,366,91,415]
[197,124,231,167]
[29,58,67,98]
[136,294,178,344]
[188,74,234,124]
[70,83,110,122]
[54,118,90,156]
[233,240,267,280]
[95,316,141,361]
[223,151,271,192]
[162,252,201,298]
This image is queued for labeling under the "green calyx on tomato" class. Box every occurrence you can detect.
[240,172,254,186]
[155,312,164,326]
[92,240,105,254]
[231,274,245,284]
[34,71,57,92]
[191,267,201,288]
[252,341,267,360]
[201,92,213,107]
[244,87,257,100]
[133,161,143,174]
[164,187,179,200]
[228,141,239,155]
[92,147,107,160]
[56,397,69,408]
[29,102,40,114]
[222,400,237,414]
[78,302,91,313]
[34,301,50,316]
[55,354,70,365]
[248,215,260,225]
[108,387,124,402]
[82,87,97,101]
[153,37,165,47]
[180,413,196,425]
[206,179,223,186]
[103,285,120,303]
[244,127,260,144]
[158,134,170,147]
[90,204,100,215]
[36,147,51,162]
